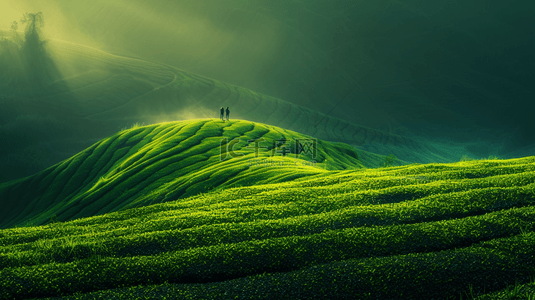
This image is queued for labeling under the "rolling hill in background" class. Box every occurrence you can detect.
[47,0,535,152]
[0,37,458,184]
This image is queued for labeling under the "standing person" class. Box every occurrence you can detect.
[225,107,230,121]
[220,107,225,121]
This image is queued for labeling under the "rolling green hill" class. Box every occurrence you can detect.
[0,119,371,229]
[1,37,458,183]
[0,153,534,299]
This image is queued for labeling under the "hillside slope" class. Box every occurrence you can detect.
[0,156,534,299]
[0,119,366,229]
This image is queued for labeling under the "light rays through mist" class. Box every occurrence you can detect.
[0,0,98,47]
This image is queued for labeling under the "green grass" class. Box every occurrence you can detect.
[0,151,534,299]
[472,278,535,300]
[0,119,366,229]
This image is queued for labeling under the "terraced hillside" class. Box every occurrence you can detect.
[0,119,369,229]
[0,156,534,299]
[1,37,457,183]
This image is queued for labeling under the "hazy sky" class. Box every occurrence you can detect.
[0,0,99,47]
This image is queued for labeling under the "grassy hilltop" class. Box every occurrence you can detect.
[0,120,534,299]
[0,119,367,229]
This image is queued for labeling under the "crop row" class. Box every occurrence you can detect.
[1,187,534,271]
[1,169,533,248]
[1,228,534,299]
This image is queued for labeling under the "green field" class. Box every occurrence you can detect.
[0,120,534,299]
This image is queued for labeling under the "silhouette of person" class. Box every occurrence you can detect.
[225,107,230,121]
[220,107,225,121]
